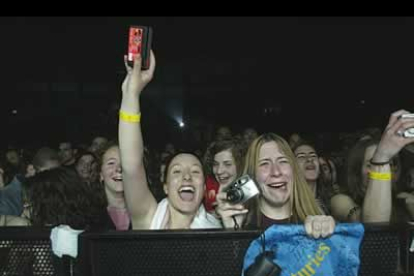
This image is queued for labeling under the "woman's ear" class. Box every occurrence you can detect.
[163,182,168,195]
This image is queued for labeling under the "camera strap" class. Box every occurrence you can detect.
[232,216,239,230]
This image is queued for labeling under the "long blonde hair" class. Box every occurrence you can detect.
[243,133,322,226]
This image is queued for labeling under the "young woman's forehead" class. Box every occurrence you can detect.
[260,141,283,155]
[103,146,120,159]
[295,145,316,153]
[170,154,202,167]
[214,150,233,160]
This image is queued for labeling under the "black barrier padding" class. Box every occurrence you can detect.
[79,225,400,276]
[0,227,55,276]
[359,225,400,276]
[0,224,402,276]
[79,229,261,276]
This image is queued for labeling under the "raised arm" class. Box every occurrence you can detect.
[119,52,157,229]
[363,110,414,223]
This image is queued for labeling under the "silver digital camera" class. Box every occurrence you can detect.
[400,114,414,138]
[224,174,260,204]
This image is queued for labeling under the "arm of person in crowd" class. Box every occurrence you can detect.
[363,110,414,223]
[0,215,30,226]
[119,51,157,229]
[330,194,361,222]
[0,176,24,216]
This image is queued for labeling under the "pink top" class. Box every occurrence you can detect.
[107,206,131,231]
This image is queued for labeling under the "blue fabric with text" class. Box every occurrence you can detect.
[242,223,364,276]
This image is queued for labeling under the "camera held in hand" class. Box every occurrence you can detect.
[224,174,260,204]
[399,114,414,138]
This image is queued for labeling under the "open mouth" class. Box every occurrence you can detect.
[218,176,231,183]
[267,182,287,189]
[305,165,316,170]
[113,177,123,182]
[179,186,195,201]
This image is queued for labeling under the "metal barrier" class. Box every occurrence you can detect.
[0,224,404,276]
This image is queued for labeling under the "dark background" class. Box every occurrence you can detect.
[0,16,413,150]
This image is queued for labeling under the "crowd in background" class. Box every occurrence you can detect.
[1,51,414,239]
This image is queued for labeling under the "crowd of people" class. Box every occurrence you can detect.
[1,51,414,244]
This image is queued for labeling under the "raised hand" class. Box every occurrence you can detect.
[122,51,156,97]
[373,110,414,163]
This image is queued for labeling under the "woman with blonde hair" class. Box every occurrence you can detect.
[216,133,334,238]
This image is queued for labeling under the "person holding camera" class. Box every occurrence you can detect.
[118,51,221,229]
[216,133,335,238]
[331,110,414,223]
[203,137,247,213]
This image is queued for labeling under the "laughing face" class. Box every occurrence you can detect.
[100,146,124,199]
[256,141,293,208]
[164,153,205,215]
[213,150,237,187]
[294,145,320,182]
[76,153,98,183]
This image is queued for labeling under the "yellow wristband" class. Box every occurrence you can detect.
[368,171,392,181]
[119,110,141,123]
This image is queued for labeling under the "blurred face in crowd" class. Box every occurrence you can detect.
[89,137,108,153]
[289,133,301,148]
[100,146,123,198]
[165,143,176,155]
[161,152,171,162]
[76,153,98,183]
[213,149,237,187]
[6,150,20,166]
[294,145,320,183]
[215,127,232,141]
[319,157,332,184]
[256,141,293,208]
[243,128,258,146]
[164,153,205,215]
[58,142,76,165]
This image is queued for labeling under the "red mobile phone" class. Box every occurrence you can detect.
[127,26,153,70]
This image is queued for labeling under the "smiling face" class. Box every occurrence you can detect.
[100,146,123,199]
[255,141,293,208]
[213,150,237,186]
[164,153,205,215]
[76,154,97,183]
